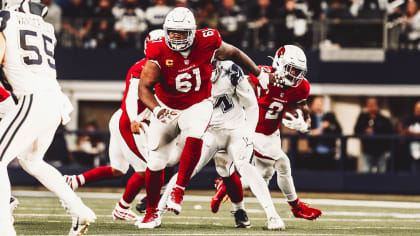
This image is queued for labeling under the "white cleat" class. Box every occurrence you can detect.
[112,203,140,221]
[267,216,285,230]
[166,187,184,215]
[135,208,161,229]
[69,216,91,236]
[66,198,96,236]
[64,175,79,191]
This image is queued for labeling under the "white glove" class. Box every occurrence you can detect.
[282,109,309,133]
[257,70,270,90]
[153,106,178,124]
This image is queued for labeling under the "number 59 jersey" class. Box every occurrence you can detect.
[249,65,310,136]
[145,28,222,110]
[0,10,59,95]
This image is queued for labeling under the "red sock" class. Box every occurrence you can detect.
[222,172,243,203]
[122,172,145,204]
[0,87,10,102]
[82,166,114,184]
[288,197,300,209]
[145,168,164,209]
[176,137,203,188]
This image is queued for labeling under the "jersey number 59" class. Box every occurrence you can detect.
[19,29,56,69]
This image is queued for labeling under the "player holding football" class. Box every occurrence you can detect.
[212,45,322,221]
[155,60,285,230]
[0,1,96,235]
[137,7,280,229]
[64,29,178,222]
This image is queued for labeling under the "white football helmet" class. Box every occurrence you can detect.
[144,29,164,53]
[272,45,307,88]
[3,0,48,17]
[163,7,196,52]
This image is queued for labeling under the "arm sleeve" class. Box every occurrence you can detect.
[125,78,139,122]
[236,78,259,134]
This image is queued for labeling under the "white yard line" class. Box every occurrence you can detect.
[12,190,420,209]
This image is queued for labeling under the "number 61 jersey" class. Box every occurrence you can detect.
[249,65,310,136]
[0,10,59,95]
[145,28,222,110]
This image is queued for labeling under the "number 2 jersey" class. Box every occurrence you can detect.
[145,28,222,110]
[0,10,60,95]
[249,66,310,136]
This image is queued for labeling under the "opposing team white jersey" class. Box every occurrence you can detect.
[0,10,60,95]
[210,61,257,130]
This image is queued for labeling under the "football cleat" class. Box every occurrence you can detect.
[112,203,140,221]
[167,187,184,215]
[211,178,227,213]
[65,198,96,236]
[69,216,91,236]
[64,175,79,191]
[267,216,285,230]
[232,209,251,228]
[291,201,322,220]
[135,208,161,229]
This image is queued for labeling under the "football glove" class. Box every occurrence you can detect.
[153,106,178,124]
[282,109,309,133]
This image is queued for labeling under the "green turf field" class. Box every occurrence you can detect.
[12,190,420,235]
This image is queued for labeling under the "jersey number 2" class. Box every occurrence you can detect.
[175,68,201,93]
[265,101,283,120]
[19,30,56,69]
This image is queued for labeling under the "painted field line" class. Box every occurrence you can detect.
[12,190,420,209]
[24,234,365,236]
[14,213,420,222]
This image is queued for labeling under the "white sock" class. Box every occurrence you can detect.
[175,184,185,191]
[232,200,245,212]
[239,163,279,218]
[78,174,85,185]
[276,172,298,202]
[119,198,130,209]
[0,163,16,235]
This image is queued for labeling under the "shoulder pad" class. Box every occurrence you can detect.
[229,63,244,86]
[0,11,11,32]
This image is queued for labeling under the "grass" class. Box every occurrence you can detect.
[12,190,420,236]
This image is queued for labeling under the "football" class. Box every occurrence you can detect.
[283,107,299,120]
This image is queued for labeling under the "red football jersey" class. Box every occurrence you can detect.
[249,65,310,135]
[145,28,222,110]
[120,59,148,116]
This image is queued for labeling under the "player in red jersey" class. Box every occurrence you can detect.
[212,45,322,222]
[136,7,280,229]
[64,30,172,222]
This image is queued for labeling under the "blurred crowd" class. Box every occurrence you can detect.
[42,0,420,50]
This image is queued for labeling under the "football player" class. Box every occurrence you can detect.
[155,60,285,230]
[137,7,279,229]
[64,29,178,222]
[0,1,96,235]
[212,45,322,221]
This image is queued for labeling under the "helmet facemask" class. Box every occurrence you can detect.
[164,28,195,51]
[282,63,306,88]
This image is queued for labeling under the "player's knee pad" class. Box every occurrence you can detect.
[147,158,167,172]
[274,155,292,177]
[215,164,231,178]
[254,158,275,184]
[18,159,44,176]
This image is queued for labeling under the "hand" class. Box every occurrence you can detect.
[154,106,178,124]
[282,109,309,133]
[258,70,282,89]
[131,121,145,134]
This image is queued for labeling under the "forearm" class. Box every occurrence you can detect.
[216,42,260,76]
[139,83,159,112]
[126,79,139,122]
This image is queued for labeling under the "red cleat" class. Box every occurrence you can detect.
[291,201,322,220]
[167,187,184,215]
[211,178,227,213]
